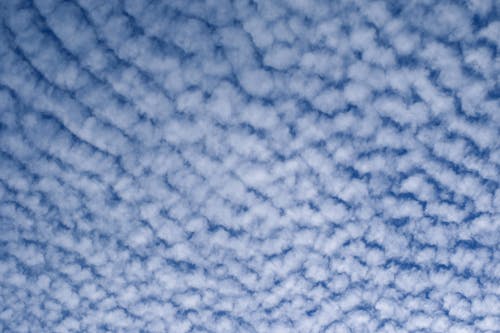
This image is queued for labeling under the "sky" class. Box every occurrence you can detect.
[0,0,499,332]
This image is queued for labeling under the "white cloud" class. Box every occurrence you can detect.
[0,0,498,331]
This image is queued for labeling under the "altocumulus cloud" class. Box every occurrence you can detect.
[0,0,499,332]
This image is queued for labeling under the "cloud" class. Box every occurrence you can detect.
[0,0,499,332]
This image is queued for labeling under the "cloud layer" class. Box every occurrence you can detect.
[0,0,499,332]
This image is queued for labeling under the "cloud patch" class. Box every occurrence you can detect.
[0,0,499,332]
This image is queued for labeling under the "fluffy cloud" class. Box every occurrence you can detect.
[0,0,499,332]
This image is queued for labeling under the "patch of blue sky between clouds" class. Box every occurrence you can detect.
[0,0,499,332]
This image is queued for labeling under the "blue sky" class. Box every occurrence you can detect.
[0,0,499,332]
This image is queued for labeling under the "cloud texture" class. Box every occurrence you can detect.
[0,0,499,332]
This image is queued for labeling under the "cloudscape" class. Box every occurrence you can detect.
[0,0,499,332]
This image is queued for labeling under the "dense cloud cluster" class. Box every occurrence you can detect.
[0,0,499,332]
